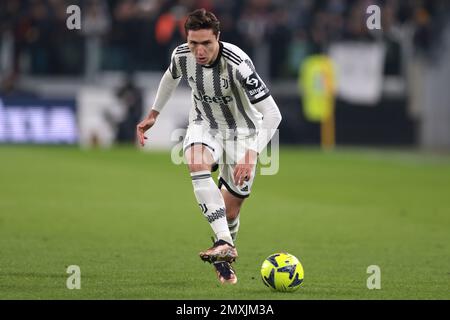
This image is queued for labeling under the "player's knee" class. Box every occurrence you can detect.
[187,163,211,173]
[185,146,214,173]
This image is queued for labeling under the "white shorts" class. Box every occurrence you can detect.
[183,123,258,198]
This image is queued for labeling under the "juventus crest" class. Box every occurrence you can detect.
[221,77,229,89]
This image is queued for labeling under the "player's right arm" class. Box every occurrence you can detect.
[136,48,183,146]
[136,109,159,146]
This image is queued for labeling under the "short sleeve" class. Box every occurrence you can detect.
[235,59,270,104]
[169,48,181,79]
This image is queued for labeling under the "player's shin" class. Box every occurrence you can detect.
[191,171,234,245]
[228,216,240,242]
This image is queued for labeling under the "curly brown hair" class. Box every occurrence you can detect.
[184,8,220,37]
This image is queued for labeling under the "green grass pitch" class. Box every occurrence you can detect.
[0,145,449,299]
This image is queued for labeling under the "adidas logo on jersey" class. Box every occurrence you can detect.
[194,92,234,105]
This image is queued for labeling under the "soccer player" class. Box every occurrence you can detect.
[137,9,282,284]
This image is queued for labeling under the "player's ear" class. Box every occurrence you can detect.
[216,31,220,41]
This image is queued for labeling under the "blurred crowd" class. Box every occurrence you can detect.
[1,0,449,79]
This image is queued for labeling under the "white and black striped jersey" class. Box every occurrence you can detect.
[168,41,271,136]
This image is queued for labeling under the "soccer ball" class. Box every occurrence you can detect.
[260,252,304,292]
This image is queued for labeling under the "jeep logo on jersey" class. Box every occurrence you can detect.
[194,92,233,105]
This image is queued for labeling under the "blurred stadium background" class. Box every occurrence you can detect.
[1,0,450,148]
[1,0,450,299]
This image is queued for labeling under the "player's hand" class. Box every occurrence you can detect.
[234,149,258,186]
[136,111,159,146]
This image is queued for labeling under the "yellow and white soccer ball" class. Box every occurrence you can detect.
[261,252,304,292]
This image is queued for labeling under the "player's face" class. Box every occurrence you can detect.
[187,29,220,65]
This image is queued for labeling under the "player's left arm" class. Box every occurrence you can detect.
[252,95,282,153]
[234,60,282,186]
[234,95,282,186]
